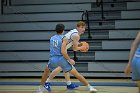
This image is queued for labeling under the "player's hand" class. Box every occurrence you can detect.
[124,64,131,76]
[80,46,89,52]
[68,59,75,65]
[79,42,89,52]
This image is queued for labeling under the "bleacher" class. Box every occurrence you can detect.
[0,0,140,77]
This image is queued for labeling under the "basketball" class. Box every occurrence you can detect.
[79,41,89,52]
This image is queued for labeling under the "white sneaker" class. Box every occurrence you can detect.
[37,86,44,93]
[89,86,97,93]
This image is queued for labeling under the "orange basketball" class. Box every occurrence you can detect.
[79,41,89,52]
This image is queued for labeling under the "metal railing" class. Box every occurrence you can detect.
[73,51,78,61]
[96,0,105,19]
[1,0,11,14]
[82,10,92,39]
[1,0,4,14]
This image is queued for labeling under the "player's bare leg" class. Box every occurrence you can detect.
[38,66,50,93]
[69,67,97,93]
[41,66,50,85]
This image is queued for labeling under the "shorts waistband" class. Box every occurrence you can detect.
[50,55,63,57]
[135,54,140,57]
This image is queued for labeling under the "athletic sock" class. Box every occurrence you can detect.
[66,81,71,85]
[46,78,51,83]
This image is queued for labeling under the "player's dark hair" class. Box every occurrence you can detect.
[55,24,65,34]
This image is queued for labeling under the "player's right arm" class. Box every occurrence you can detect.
[128,32,140,63]
[61,37,75,65]
[124,32,140,75]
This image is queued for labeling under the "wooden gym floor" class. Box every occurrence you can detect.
[0,78,138,93]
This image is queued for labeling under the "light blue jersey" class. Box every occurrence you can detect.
[50,35,63,57]
[131,44,140,81]
[48,34,72,72]
[48,29,79,72]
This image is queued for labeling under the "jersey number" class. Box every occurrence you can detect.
[53,40,58,47]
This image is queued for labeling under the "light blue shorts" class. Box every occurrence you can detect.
[48,56,72,72]
[131,56,140,81]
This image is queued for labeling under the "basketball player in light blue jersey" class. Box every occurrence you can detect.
[48,25,74,74]
[38,24,79,93]
[125,32,140,93]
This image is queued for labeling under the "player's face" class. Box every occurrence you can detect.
[77,26,86,34]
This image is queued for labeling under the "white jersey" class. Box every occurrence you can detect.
[64,29,78,49]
